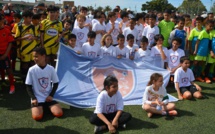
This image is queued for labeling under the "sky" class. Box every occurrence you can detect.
[5,0,213,12]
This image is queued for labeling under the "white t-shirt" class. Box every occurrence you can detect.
[25,64,59,103]
[74,18,92,30]
[91,19,99,26]
[100,45,116,57]
[174,67,195,88]
[120,21,129,32]
[123,27,138,45]
[115,46,129,59]
[72,26,89,48]
[142,25,159,49]
[94,90,124,114]
[142,85,169,105]
[135,48,151,59]
[82,42,101,58]
[106,22,120,44]
[135,24,144,41]
[167,48,185,70]
[92,22,106,45]
[126,44,139,57]
[150,46,168,68]
[69,46,82,53]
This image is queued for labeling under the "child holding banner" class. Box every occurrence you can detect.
[100,34,116,57]
[142,73,177,118]
[89,76,132,133]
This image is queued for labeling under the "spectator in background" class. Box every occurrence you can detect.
[60,6,72,25]
[70,6,78,30]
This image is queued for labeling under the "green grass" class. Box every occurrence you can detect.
[1,72,215,134]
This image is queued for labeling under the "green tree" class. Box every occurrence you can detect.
[141,0,176,12]
[210,2,215,14]
[104,6,112,13]
[97,6,104,11]
[178,0,207,16]
[87,6,94,11]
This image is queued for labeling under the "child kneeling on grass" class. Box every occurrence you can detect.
[142,73,178,118]
[174,56,202,100]
[89,76,132,134]
[25,47,63,120]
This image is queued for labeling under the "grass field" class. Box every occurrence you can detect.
[1,71,215,134]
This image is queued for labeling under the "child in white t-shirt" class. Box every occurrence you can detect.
[142,73,177,118]
[135,13,144,47]
[125,34,139,60]
[25,47,63,120]
[135,36,151,60]
[174,56,202,100]
[92,12,106,45]
[67,34,82,54]
[100,34,116,57]
[115,34,129,59]
[89,76,132,133]
[72,14,89,49]
[123,18,138,45]
[150,34,168,68]
[166,37,185,75]
[82,31,101,58]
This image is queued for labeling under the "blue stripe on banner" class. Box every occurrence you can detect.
[54,43,178,108]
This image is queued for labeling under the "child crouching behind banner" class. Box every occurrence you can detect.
[89,76,132,133]
[25,47,63,120]
[142,73,178,118]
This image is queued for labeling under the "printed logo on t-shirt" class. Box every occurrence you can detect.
[138,30,142,37]
[113,29,119,36]
[170,55,178,63]
[149,33,155,41]
[38,77,49,89]
[103,52,110,56]
[182,77,189,84]
[77,32,84,40]
[106,104,116,113]
[88,51,96,58]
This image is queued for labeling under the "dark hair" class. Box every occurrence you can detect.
[68,33,76,40]
[117,34,125,40]
[120,11,128,19]
[32,14,41,20]
[172,37,182,45]
[108,12,116,18]
[154,34,164,42]
[47,5,57,12]
[183,14,190,18]
[164,9,172,14]
[148,14,156,20]
[158,16,164,21]
[87,31,96,38]
[129,17,136,22]
[205,20,214,25]
[147,73,163,86]
[127,34,134,40]
[80,6,88,12]
[135,13,143,21]
[97,12,106,19]
[177,17,185,24]
[13,13,22,19]
[195,16,204,22]
[141,36,148,43]
[65,19,72,24]
[180,56,190,63]
[103,75,118,90]
[113,8,119,13]
[22,10,34,17]
[33,47,46,56]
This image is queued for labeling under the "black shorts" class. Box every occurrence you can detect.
[0,55,11,69]
[180,85,198,95]
[31,100,58,108]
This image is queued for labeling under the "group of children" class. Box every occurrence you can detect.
[0,4,213,134]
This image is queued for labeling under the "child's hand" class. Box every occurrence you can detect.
[117,55,122,59]
[108,124,116,134]
[31,99,38,106]
[210,51,215,58]
[84,23,91,27]
[193,50,197,55]
[157,44,163,50]
[178,94,183,100]
[112,119,118,128]
[76,51,81,54]
[196,85,202,92]
[46,96,53,102]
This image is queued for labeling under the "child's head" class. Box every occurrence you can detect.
[183,14,191,26]
[113,8,119,18]
[170,17,177,25]
[171,37,182,51]
[176,17,185,30]
[205,20,214,32]
[117,34,125,46]
[13,13,21,23]
[129,18,136,29]
[103,75,118,96]
[47,5,57,20]
[135,13,144,24]
[32,47,46,66]
[108,12,116,23]
[154,34,164,45]
[208,12,214,21]
[101,34,113,47]
[32,13,41,26]
[144,14,149,24]
[97,12,106,23]
[22,10,34,23]
[147,73,163,86]
[64,19,72,30]
[68,34,76,48]
[77,14,86,27]
[87,31,96,45]
[80,6,88,16]
[195,16,203,27]
[140,36,148,50]
[148,14,156,26]
[120,11,129,22]
[180,56,190,69]
[127,34,134,46]
[163,9,171,21]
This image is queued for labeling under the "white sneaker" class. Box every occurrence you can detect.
[94,126,103,134]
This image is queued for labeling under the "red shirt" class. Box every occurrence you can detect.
[0,26,14,54]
